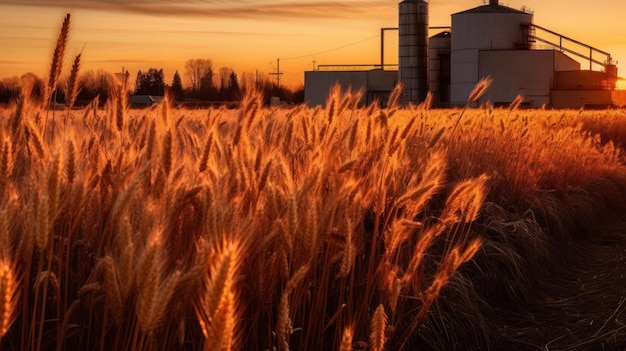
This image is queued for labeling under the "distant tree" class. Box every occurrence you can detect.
[77,69,116,105]
[0,76,20,104]
[134,70,143,94]
[217,67,236,100]
[239,71,257,93]
[228,71,241,100]
[222,70,301,104]
[291,84,305,104]
[21,73,45,106]
[134,68,165,96]
[218,67,231,91]
[184,59,213,98]
[171,70,183,101]
[199,72,217,101]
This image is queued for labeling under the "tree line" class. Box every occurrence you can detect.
[0,58,304,107]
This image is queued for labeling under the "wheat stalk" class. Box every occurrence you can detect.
[0,260,17,338]
[196,240,240,350]
[44,13,70,141]
[34,192,49,251]
[135,231,182,336]
[161,88,170,124]
[339,325,354,351]
[11,84,28,136]
[441,174,489,224]
[115,78,127,132]
[45,13,70,108]
[66,53,81,111]
[204,291,235,351]
[449,77,493,140]
[26,123,45,159]
[162,130,172,176]
[387,83,403,110]
[338,215,355,278]
[47,153,61,221]
[276,264,309,350]
[0,141,10,201]
[65,141,75,184]
[198,133,213,173]
[102,256,123,324]
[370,304,387,351]
[509,94,524,112]
[424,237,482,302]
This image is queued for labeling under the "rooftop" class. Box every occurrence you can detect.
[454,4,530,15]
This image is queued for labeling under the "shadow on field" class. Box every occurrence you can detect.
[418,174,626,350]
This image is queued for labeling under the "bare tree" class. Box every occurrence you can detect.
[184,59,213,96]
[218,66,232,91]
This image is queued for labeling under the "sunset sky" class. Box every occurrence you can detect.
[1,0,626,88]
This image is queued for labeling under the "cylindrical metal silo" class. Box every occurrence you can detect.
[399,0,428,105]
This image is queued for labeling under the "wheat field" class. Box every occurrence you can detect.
[2,14,626,351]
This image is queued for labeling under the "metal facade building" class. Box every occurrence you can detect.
[450,1,534,105]
[304,70,398,107]
[303,0,624,109]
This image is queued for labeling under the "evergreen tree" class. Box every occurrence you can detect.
[228,72,240,100]
[134,70,143,95]
[171,70,183,101]
[134,68,165,96]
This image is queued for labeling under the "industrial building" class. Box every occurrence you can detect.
[304,0,626,109]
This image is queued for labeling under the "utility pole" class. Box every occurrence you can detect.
[312,60,316,71]
[269,58,283,89]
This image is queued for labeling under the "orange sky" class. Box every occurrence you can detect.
[1,1,626,89]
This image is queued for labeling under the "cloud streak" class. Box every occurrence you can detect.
[2,1,391,20]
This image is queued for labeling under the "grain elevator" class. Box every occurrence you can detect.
[304,0,626,109]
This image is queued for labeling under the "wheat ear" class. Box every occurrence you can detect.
[44,13,70,141]
[0,260,17,338]
[45,13,70,107]
[449,77,493,140]
[509,94,524,111]
[115,77,127,132]
[66,53,81,111]
[339,325,354,351]
[370,304,387,351]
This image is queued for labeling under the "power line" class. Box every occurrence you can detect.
[261,34,380,84]
[279,34,380,61]
[269,58,283,88]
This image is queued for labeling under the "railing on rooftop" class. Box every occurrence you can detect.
[529,24,613,70]
[315,64,398,71]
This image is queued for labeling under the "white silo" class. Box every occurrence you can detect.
[399,0,428,105]
[450,0,533,105]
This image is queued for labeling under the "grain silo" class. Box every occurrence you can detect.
[398,0,428,105]
[450,0,534,105]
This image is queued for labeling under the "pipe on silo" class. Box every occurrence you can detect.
[489,0,499,5]
[399,0,428,105]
